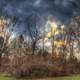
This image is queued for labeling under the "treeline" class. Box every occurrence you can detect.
[0,16,80,78]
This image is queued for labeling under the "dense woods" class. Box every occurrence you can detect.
[0,16,80,78]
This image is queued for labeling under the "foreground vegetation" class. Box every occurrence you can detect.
[0,74,80,80]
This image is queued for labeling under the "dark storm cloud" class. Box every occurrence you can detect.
[0,0,80,39]
[1,0,80,21]
[33,0,80,21]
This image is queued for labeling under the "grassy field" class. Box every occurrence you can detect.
[0,75,80,80]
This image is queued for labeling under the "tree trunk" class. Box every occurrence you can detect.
[0,52,2,67]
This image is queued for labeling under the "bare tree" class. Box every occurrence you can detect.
[0,17,10,66]
[27,14,40,55]
[66,16,80,61]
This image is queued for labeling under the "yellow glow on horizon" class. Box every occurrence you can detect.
[44,20,66,46]
[54,40,67,46]
[50,22,57,34]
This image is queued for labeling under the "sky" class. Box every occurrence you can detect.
[0,0,80,40]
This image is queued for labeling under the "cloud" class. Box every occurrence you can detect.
[0,0,80,41]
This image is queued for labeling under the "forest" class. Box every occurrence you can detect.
[0,15,80,79]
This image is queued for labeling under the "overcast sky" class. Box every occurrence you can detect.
[0,0,80,40]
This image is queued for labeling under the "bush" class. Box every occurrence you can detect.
[29,65,49,77]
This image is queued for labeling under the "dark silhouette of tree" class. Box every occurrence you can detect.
[67,16,80,61]
[27,14,40,55]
